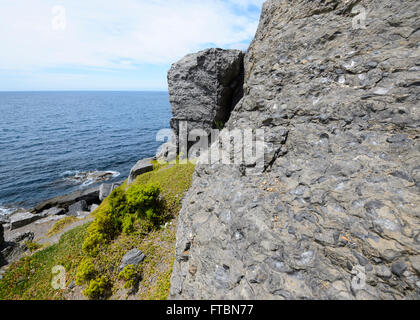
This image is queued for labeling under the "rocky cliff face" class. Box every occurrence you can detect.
[170,0,420,299]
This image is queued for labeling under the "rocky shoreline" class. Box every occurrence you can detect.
[0,157,156,270]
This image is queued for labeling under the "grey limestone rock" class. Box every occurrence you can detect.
[41,207,65,217]
[119,248,146,272]
[1,231,34,267]
[68,200,88,217]
[99,183,119,201]
[128,158,154,185]
[10,212,43,230]
[168,48,244,152]
[33,186,100,213]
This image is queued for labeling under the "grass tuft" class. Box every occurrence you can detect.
[0,224,89,300]
[47,216,79,237]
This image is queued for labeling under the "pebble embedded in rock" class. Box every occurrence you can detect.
[391,261,408,277]
[375,265,392,279]
[409,256,420,275]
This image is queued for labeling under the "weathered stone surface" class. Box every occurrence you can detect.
[10,212,43,230]
[8,231,34,244]
[409,256,420,275]
[128,158,154,185]
[90,204,99,213]
[76,211,91,219]
[168,48,244,151]
[99,183,114,201]
[391,261,408,277]
[119,248,146,271]
[155,141,177,163]
[41,207,65,217]
[33,186,100,213]
[170,0,420,300]
[375,265,392,280]
[68,201,88,217]
[0,231,34,267]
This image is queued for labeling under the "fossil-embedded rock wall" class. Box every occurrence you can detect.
[170,0,420,300]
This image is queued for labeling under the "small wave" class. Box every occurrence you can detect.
[0,206,17,216]
[61,170,120,187]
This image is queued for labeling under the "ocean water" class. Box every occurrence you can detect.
[0,91,171,215]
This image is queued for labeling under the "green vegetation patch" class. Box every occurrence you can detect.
[0,161,195,301]
[24,241,43,253]
[77,162,195,299]
[0,224,89,300]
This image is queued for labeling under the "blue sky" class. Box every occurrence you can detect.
[0,0,263,91]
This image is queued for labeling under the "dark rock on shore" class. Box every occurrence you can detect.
[0,231,34,267]
[170,0,420,300]
[68,200,88,217]
[33,186,100,213]
[167,48,244,153]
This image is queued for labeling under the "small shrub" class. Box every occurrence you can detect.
[25,241,42,252]
[82,209,116,256]
[75,258,96,285]
[109,188,128,224]
[122,214,136,235]
[126,183,163,225]
[77,179,173,299]
[118,265,139,289]
[82,276,110,300]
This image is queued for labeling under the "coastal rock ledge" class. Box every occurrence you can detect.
[170,0,420,299]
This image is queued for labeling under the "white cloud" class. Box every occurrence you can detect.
[0,0,263,71]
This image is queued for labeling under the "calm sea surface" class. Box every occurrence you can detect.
[0,91,171,214]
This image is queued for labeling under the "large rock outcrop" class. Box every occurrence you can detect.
[167,48,244,152]
[170,0,420,299]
